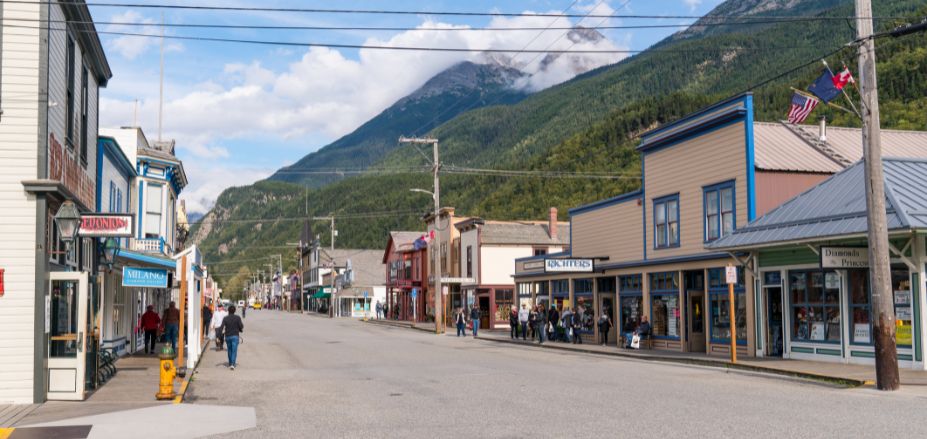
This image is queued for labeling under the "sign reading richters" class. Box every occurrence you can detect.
[820,246,869,269]
[122,267,169,288]
[78,213,134,237]
[545,258,594,273]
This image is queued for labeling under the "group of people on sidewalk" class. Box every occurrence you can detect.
[138,302,182,355]
[138,301,246,370]
[208,305,245,370]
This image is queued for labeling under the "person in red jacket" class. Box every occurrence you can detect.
[140,305,161,354]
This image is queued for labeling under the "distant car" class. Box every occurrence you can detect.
[252,302,262,310]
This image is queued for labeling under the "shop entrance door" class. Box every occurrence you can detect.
[766,286,784,357]
[687,292,706,353]
[478,295,490,329]
[599,295,617,345]
[47,271,89,401]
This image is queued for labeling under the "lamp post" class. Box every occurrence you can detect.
[54,200,82,255]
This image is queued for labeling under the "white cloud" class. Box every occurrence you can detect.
[683,0,702,11]
[178,161,274,214]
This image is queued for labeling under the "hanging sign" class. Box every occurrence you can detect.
[820,246,868,269]
[122,267,169,288]
[78,213,134,237]
[544,259,593,273]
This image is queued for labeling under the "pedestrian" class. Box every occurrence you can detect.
[470,304,481,337]
[561,307,574,343]
[509,306,518,339]
[384,303,390,320]
[598,311,613,346]
[202,303,212,338]
[535,306,547,344]
[221,305,244,370]
[455,307,467,337]
[375,301,383,319]
[161,301,181,353]
[548,306,560,342]
[517,304,529,340]
[140,305,161,354]
[211,305,228,351]
[242,302,247,318]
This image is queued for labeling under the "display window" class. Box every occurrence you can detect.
[892,266,913,347]
[620,295,643,332]
[789,270,840,344]
[849,269,872,345]
[575,294,595,333]
[649,272,679,340]
[494,289,513,323]
[708,267,746,344]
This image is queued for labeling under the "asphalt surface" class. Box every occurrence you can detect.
[187,311,927,438]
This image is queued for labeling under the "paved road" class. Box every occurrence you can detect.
[188,311,927,438]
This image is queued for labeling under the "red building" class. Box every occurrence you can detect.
[383,231,428,322]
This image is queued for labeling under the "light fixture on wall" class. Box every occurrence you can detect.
[100,237,119,272]
[54,200,82,252]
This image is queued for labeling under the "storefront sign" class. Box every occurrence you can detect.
[122,267,169,288]
[440,277,475,284]
[820,246,868,269]
[544,259,593,273]
[78,213,134,237]
[523,261,544,270]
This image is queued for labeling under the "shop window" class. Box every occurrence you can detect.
[573,279,593,295]
[620,294,643,333]
[551,279,569,296]
[653,195,680,248]
[619,274,642,293]
[494,289,513,322]
[596,277,616,294]
[704,181,735,242]
[536,281,549,297]
[649,272,679,339]
[893,267,913,347]
[708,268,747,344]
[849,269,871,345]
[575,294,595,333]
[789,270,841,344]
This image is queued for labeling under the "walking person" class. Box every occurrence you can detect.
[470,304,481,338]
[161,301,181,353]
[140,305,161,354]
[242,302,247,318]
[375,301,383,320]
[509,306,519,339]
[561,307,574,344]
[211,305,228,351]
[221,305,244,370]
[535,306,547,344]
[548,306,560,342]
[517,304,530,340]
[455,308,467,337]
[598,311,613,346]
[201,303,212,339]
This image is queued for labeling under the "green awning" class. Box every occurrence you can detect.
[312,291,331,299]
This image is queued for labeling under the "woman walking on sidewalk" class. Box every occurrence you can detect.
[455,308,467,337]
[222,306,244,370]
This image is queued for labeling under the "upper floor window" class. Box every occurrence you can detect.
[533,248,547,256]
[653,194,679,249]
[145,184,163,238]
[66,36,76,149]
[80,67,89,166]
[466,245,472,278]
[704,181,735,242]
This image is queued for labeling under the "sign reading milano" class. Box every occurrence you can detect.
[122,267,169,288]
[545,258,594,273]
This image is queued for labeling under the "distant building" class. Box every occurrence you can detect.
[383,231,428,322]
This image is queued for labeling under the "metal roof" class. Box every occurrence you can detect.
[818,126,927,162]
[753,122,843,173]
[389,231,423,252]
[708,158,927,250]
[478,221,570,246]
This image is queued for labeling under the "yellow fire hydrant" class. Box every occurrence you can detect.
[155,344,176,400]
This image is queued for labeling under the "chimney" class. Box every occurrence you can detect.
[819,117,827,142]
[548,207,558,240]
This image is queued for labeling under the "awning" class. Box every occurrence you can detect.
[312,291,331,299]
[117,249,176,270]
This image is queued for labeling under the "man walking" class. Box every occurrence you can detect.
[161,301,181,353]
[211,305,229,350]
[375,301,383,320]
[222,305,244,370]
[518,304,530,340]
[140,305,161,354]
[470,304,481,338]
[509,307,518,339]
[202,303,212,339]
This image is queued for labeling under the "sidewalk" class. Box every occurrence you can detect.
[476,331,927,387]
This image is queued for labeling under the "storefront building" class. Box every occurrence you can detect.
[384,231,427,321]
[514,93,927,354]
[424,208,469,325]
[709,158,927,369]
[455,211,568,330]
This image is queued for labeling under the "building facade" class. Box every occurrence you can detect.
[383,231,428,321]
[423,208,469,324]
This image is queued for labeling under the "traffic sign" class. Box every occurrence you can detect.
[725,265,738,284]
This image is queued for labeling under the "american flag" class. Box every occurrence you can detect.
[787,92,819,124]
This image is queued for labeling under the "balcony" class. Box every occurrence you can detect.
[128,237,173,256]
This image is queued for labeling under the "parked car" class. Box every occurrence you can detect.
[252,302,262,310]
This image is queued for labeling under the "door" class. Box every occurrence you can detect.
[599,295,617,345]
[766,287,784,357]
[478,295,490,329]
[687,292,706,353]
[47,271,89,401]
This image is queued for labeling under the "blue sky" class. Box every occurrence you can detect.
[90,0,724,213]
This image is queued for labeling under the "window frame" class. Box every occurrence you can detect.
[648,272,680,340]
[703,180,736,243]
[466,245,472,278]
[788,269,841,345]
[144,183,164,239]
[65,35,76,150]
[79,66,89,167]
[652,194,680,249]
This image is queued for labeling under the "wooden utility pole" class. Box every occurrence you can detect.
[856,0,899,390]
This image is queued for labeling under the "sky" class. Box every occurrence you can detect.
[90,0,725,215]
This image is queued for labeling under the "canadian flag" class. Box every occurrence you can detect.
[832,67,855,90]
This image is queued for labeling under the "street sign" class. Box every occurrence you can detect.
[78,213,134,237]
[122,267,169,288]
[411,288,417,299]
[725,266,738,284]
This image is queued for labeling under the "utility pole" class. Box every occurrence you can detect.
[158,12,164,142]
[856,0,899,390]
[399,136,443,335]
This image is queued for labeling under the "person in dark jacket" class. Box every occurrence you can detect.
[139,305,161,354]
[455,308,467,337]
[221,305,245,370]
[598,311,613,346]
[202,304,213,339]
[548,306,560,342]
[470,305,481,337]
[509,307,519,339]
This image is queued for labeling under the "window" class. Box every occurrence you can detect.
[704,181,735,242]
[551,279,569,296]
[80,67,89,166]
[533,248,547,256]
[596,277,615,294]
[789,270,840,344]
[848,269,871,345]
[619,274,642,293]
[145,184,163,238]
[403,259,412,280]
[66,36,76,148]
[494,289,513,322]
[575,293,595,333]
[649,272,679,339]
[620,295,643,332]
[440,242,447,276]
[466,246,472,278]
[709,267,747,344]
[653,195,679,248]
[892,267,912,347]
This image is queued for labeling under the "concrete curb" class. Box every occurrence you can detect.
[364,319,437,334]
[476,336,868,388]
[174,342,210,404]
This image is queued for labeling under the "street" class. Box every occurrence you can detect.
[187,311,927,438]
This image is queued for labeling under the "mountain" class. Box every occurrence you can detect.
[268,61,529,188]
[195,0,927,294]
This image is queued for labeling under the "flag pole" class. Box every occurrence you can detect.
[821,60,862,119]
[789,87,855,115]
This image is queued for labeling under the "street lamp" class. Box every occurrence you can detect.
[409,188,435,199]
[100,237,119,271]
[54,200,82,252]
